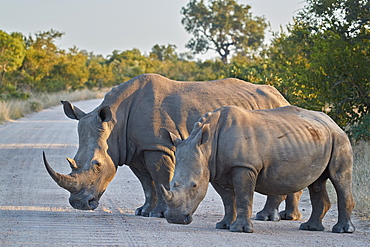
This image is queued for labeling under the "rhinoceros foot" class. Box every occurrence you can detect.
[149,211,165,218]
[216,220,231,229]
[299,221,325,231]
[135,207,150,217]
[279,209,302,220]
[135,205,165,218]
[255,209,280,221]
[229,219,254,233]
[332,221,355,233]
[148,204,166,218]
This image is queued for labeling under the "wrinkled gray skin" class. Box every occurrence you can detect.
[162,105,355,233]
[43,73,300,217]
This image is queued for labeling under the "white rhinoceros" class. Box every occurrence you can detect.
[162,105,355,233]
[43,73,301,218]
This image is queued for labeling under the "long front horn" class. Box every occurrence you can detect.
[43,152,78,192]
[160,184,174,202]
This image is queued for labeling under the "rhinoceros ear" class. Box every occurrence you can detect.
[98,106,112,122]
[195,124,210,146]
[61,101,86,120]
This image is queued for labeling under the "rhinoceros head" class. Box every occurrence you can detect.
[161,123,211,224]
[43,101,117,210]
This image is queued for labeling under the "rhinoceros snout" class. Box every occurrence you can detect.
[69,196,99,210]
[165,212,193,225]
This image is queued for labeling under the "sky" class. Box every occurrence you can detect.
[0,0,305,60]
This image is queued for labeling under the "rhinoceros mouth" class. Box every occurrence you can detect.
[69,191,102,210]
[165,213,193,225]
[69,195,99,210]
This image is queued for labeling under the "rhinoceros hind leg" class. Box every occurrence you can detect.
[279,191,303,220]
[255,195,285,221]
[300,175,330,231]
[328,141,355,233]
[329,177,355,233]
[255,208,280,221]
[279,210,302,220]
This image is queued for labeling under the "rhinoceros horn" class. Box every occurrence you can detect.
[160,184,174,202]
[43,152,78,192]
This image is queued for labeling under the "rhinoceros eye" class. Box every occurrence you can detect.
[91,160,102,172]
[173,182,180,188]
[190,182,197,188]
[91,160,101,166]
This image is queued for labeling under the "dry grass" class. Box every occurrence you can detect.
[325,140,370,217]
[352,140,370,217]
[0,89,107,123]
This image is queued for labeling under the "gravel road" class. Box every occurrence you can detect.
[0,98,369,246]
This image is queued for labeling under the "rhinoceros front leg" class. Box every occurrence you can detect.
[144,151,174,218]
[130,167,157,217]
[229,167,257,233]
[211,182,236,229]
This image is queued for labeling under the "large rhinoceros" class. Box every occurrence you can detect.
[43,73,300,218]
[162,105,355,233]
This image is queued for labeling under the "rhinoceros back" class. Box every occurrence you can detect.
[99,74,290,157]
[197,105,350,195]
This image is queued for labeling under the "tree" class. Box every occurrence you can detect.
[107,48,161,82]
[0,31,25,83]
[86,54,114,89]
[21,30,64,90]
[48,47,89,91]
[150,44,178,61]
[181,0,267,64]
[264,0,370,140]
[299,0,370,40]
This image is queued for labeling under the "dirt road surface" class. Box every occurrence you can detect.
[0,98,369,246]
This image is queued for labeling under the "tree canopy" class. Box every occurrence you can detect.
[0,31,25,83]
[181,0,267,64]
[227,0,369,140]
[272,0,370,140]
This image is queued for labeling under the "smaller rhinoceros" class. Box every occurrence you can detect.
[161,105,355,233]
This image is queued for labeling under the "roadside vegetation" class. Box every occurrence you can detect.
[0,89,107,123]
[352,141,370,218]
[1,0,368,216]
